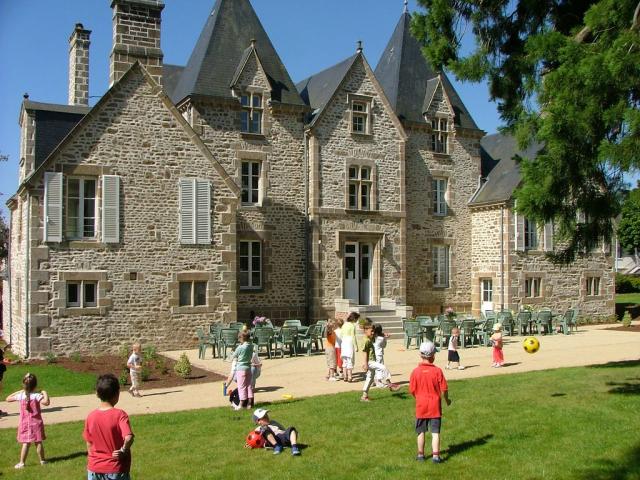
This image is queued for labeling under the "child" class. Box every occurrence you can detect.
[324,320,338,381]
[0,343,10,417]
[334,318,344,378]
[446,327,465,370]
[373,324,390,387]
[252,408,301,456]
[225,349,261,410]
[231,330,255,409]
[127,343,143,397]
[340,312,359,382]
[83,374,134,480]
[6,372,50,468]
[361,323,400,401]
[409,341,451,463]
[490,323,504,368]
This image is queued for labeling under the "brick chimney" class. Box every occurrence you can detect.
[68,23,91,106]
[109,0,164,87]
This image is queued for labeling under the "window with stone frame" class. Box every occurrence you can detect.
[66,177,97,239]
[432,177,448,216]
[241,160,261,205]
[66,280,97,308]
[524,218,539,250]
[179,280,207,307]
[432,245,450,288]
[239,240,262,289]
[348,165,372,210]
[349,95,372,135]
[524,277,542,298]
[240,92,263,134]
[586,276,601,296]
[431,117,449,154]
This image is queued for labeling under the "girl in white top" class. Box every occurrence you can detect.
[373,324,391,387]
[334,319,343,378]
[340,312,359,382]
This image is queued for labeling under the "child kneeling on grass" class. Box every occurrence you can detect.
[83,374,135,480]
[409,341,451,464]
[252,408,301,456]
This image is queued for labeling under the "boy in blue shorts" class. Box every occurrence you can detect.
[252,408,301,456]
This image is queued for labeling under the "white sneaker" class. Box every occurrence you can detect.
[458,366,465,370]
[328,377,338,381]
[15,463,24,469]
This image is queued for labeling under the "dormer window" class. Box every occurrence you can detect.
[431,117,449,154]
[240,92,262,134]
[349,94,372,135]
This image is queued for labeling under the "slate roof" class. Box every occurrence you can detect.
[295,54,358,126]
[163,64,185,100]
[170,0,304,106]
[374,11,479,130]
[469,133,543,206]
[22,101,91,170]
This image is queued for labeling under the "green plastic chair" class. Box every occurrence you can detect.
[196,328,208,359]
[437,320,456,349]
[297,324,322,356]
[497,311,514,336]
[283,319,303,329]
[460,319,476,347]
[516,311,532,335]
[275,327,298,357]
[557,309,579,335]
[208,324,223,358]
[404,321,422,349]
[219,328,239,359]
[476,318,495,346]
[253,326,275,358]
[536,310,553,335]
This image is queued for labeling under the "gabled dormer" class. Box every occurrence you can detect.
[424,75,455,155]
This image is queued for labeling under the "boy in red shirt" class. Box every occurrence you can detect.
[409,341,451,463]
[83,374,135,480]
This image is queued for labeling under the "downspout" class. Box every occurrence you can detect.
[500,204,505,311]
[24,196,31,358]
[7,213,12,345]
[303,130,310,324]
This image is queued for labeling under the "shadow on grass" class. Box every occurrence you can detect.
[48,451,87,463]
[550,393,567,397]
[589,360,640,369]
[578,443,640,479]
[606,379,640,395]
[42,405,79,413]
[445,434,493,457]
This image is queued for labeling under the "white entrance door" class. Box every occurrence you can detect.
[481,278,494,314]
[344,242,359,303]
[344,242,373,305]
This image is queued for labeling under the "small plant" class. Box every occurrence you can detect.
[44,351,57,364]
[143,345,159,363]
[622,311,632,328]
[159,357,170,375]
[174,353,192,379]
[140,365,151,382]
[119,368,129,386]
[252,315,270,327]
[70,351,82,363]
[118,344,130,362]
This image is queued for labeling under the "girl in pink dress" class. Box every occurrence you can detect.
[490,323,504,367]
[6,372,50,469]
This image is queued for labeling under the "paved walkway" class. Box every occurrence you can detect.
[0,323,637,429]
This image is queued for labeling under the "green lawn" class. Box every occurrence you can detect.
[617,293,640,304]
[1,363,97,398]
[1,362,639,479]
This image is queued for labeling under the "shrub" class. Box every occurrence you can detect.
[159,357,170,375]
[118,344,130,362]
[616,273,640,294]
[143,345,159,363]
[622,311,633,328]
[70,351,82,363]
[119,368,129,386]
[140,365,151,382]
[174,353,192,379]
[44,352,57,364]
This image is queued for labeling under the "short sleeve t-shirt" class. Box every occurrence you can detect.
[232,342,254,371]
[362,338,376,362]
[409,362,448,419]
[83,408,133,474]
[127,353,141,373]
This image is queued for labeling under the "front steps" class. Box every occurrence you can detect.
[360,310,404,340]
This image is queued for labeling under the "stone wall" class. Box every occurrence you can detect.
[21,68,237,356]
[405,126,482,315]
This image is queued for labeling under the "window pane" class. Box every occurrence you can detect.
[241,162,249,175]
[240,241,249,256]
[179,282,192,306]
[241,95,249,106]
[349,183,357,208]
[252,94,262,107]
[251,241,261,258]
[67,283,80,306]
[251,272,261,287]
[361,167,370,180]
[68,178,80,198]
[353,102,365,112]
[594,278,600,294]
[67,198,80,238]
[84,179,96,198]
[361,184,369,209]
[251,188,259,204]
[240,111,249,132]
[349,167,358,179]
[239,272,249,288]
[251,112,261,133]
[240,256,249,271]
[440,119,447,131]
[84,282,96,307]
[345,244,356,254]
[194,281,207,306]
[353,116,364,132]
[251,255,260,272]
[251,162,260,176]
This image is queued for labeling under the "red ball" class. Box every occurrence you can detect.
[246,431,265,449]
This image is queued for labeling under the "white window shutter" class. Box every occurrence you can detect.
[179,179,195,244]
[44,172,63,242]
[102,175,120,243]
[543,222,554,252]
[195,180,211,244]
[515,213,525,251]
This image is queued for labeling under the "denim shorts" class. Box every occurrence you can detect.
[415,418,441,434]
[88,472,131,480]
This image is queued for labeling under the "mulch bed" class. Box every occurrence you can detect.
[603,324,640,333]
[24,354,224,390]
